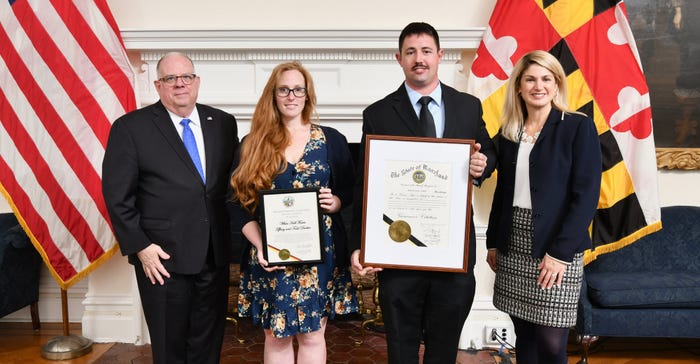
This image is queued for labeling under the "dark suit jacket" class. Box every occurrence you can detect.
[350,83,497,268]
[102,101,239,273]
[229,125,355,268]
[486,109,601,262]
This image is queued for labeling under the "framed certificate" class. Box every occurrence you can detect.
[360,135,474,272]
[259,187,324,266]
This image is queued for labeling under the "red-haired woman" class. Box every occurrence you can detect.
[230,61,357,363]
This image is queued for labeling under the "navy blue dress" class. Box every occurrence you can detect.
[238,125,358,338]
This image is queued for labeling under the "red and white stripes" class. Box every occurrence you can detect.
[0,0,135,288]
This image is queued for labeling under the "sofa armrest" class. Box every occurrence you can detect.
[0,214,31,266]
[4,225,31,248]
[1,226,32,267]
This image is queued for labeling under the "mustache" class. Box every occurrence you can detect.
[412,63,428,70]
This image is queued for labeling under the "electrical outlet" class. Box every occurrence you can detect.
[484,326,511,345]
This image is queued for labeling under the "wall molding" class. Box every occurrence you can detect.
[122,29,486,51]
[138,49,451,63]
[126,29,482,142]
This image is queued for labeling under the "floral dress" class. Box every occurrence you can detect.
[238,125,358,338]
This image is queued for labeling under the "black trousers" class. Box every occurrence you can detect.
[378,269,476,364]
[134,260,229,364]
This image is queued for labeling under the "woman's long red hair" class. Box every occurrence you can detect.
[230,61,317,213]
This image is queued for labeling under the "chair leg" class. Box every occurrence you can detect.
[355,274,384,346]
[227,264,244,344]
[226,313,244,344]
[30,301,40,331]
[577,334,598,364]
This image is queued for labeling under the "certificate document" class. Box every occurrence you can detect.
[384,160,451,248]
[259,188,323,266]
[361,135,474,272]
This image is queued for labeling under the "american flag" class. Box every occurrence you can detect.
[468,0,662,264]
[0,0,136,288]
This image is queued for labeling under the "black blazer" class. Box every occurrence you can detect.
[229,125,355,269]
[349,82,497,268]
[102,101,239,273]
[486,109,602,262]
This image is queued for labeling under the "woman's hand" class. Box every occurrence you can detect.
[486,249,497,272]
[319,187,341,214]
[242,220,285,272]
[255,246,286,272]
[537,254,566,289]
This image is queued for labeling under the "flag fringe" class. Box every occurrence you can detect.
[57,245,120,290]
[0,184,119,290]
[583,219,662,265]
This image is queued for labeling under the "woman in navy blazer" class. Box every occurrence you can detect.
[486,50,601,364]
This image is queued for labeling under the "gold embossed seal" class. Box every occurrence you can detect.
[388,220,411,242]
[278,249,291,261]
[412,170,426,184]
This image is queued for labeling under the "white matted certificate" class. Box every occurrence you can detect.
[360,135,474,272]
[259,188,323,266]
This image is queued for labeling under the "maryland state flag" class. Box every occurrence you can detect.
[468,0,662,264]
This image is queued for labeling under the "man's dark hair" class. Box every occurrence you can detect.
[398,22,441,51]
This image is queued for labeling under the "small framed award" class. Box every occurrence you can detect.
[360,135,474,273]
[259,187,324,266]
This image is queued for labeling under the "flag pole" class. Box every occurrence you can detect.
[40,288,93,360]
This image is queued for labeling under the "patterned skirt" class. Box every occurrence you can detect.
[493,207,584,328]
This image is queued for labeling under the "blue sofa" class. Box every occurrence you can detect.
[576,205,700,363]
[0,213,41,329]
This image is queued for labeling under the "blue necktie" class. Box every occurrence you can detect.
[180,118,205,182]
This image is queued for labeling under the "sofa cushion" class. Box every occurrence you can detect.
[587,271,700,308]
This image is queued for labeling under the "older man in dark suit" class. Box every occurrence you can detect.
[102,52,238,364]
[350,23,497,364]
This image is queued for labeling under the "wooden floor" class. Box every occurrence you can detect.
[0,322,113,364]
[0,321,699,364]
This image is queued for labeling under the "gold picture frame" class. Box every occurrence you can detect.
[656,148,700,170]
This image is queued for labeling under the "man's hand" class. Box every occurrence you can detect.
[136,243,171,285]
[350,249,382,276]
[469,142,488,179]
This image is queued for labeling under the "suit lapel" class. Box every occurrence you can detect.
[536,108,562,146]
[199,105,217,187]
[441,84,460,138]
[391,85,423,136]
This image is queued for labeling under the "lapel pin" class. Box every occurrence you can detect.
[206,116,213,121]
